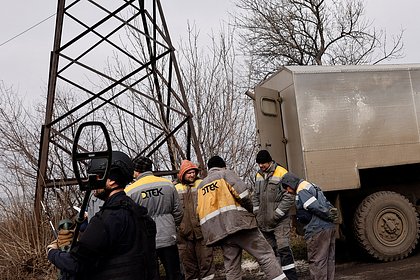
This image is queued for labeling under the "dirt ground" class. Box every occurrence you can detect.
[213,245,420,280]
[332,250,420,280]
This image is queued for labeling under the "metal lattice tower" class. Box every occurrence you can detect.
[34,0,203,219]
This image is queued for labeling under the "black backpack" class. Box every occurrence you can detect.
[76,197,157,280]
[105,198,157,280]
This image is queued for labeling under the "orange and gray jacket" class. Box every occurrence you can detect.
[253,162,295,232]
[175,179,203,240]
[197,167,256,246]
[126,171,183,249]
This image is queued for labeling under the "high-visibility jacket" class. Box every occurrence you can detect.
[295,180,335,239]
[175,179,203,240]
[126,171,183,249]
[253,162,295,231]
[197,167,256,246]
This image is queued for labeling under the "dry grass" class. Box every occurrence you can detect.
[0,198,59,280]
[0,195,307,280]
[290,227,308,261]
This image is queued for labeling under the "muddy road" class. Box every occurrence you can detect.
[215,244,420,279]
[332,250,420,280]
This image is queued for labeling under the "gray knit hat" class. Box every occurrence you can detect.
[281,172,301,191]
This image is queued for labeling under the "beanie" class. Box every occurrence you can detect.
[281,172,301,191]
[132,156,153,173]
[178,160,199,182]
[207,156,226,169]
[256,150,273,164]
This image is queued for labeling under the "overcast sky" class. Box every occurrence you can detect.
[0,0,419,103]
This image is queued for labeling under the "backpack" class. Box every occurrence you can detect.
[95,198,157,279]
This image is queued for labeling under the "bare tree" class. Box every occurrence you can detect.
[99,21,259,180]
[234,0,404,80]
[0,82,88,213]
[0,17,260,280]
[0,83,40,200]
[177,24,258,179]
[0,3,259,277]
[0,82,71,278]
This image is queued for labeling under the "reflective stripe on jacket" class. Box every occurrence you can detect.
[295,181,335,239]
[253,163,294,231]
[175,179,203,240]
[126,171,183,248]
[197,167,256,246]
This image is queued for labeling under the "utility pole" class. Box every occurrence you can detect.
[34,0,204,224]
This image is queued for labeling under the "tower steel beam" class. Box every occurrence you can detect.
[34,0,204,223]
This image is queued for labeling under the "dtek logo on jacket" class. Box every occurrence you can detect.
[201,182,219,195]
[141,188,164,199]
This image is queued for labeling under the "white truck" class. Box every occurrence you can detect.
[252,64,420,261]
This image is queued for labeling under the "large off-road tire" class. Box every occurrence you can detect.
[353,191,420,261]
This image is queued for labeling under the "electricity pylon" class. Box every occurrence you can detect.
[34,0,203,222]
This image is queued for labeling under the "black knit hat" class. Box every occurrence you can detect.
[207,156,226,169]
[256,150,273,164]
[133,156,153,172]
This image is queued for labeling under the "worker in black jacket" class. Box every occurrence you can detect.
[47,151,157,279]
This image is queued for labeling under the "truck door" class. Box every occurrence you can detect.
[254,85,287,168]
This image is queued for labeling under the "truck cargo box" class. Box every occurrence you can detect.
[253,64,420,261]
[254,64,420,191]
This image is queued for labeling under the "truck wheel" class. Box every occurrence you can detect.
[353,191,420,261]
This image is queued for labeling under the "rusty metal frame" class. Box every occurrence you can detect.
[34,0,203,221]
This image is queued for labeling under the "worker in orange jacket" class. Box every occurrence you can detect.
[197,156,286,280]
[175,160,215,280]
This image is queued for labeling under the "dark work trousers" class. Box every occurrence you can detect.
[262,217,298,280]
[155,244,184,280]
[178,236,215,280]
[306,227,336,280]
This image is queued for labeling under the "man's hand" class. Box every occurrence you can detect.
[328,207,339,223]
[47,239,58,254]
[57,229,74,248]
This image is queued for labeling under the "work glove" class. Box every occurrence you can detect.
[47,239,58,254]
[57,229,74,249]
[327,207,339,223]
